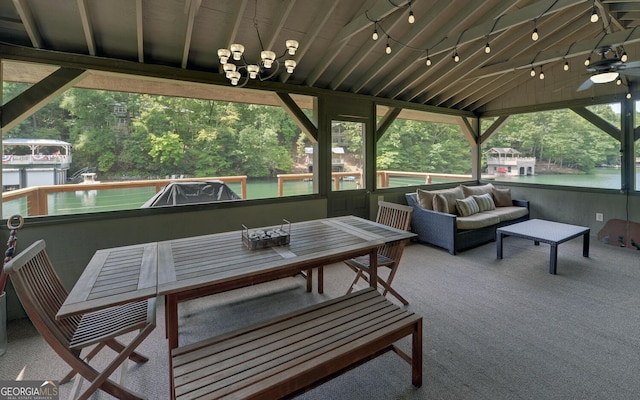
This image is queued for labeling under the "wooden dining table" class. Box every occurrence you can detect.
[57,215,416,352]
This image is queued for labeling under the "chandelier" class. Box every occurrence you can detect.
[217,38,299,86]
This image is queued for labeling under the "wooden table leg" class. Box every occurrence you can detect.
[369,247,378,289]
[166,294,178,400]
[166,294,179,350]
[305,269,312,292]
[317,266,323,294]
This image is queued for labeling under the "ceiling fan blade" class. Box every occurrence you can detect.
[577,78,594,91]
[619,61,640,70]
[620,68,640,77]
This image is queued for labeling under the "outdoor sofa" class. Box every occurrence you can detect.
[405,183,529,255]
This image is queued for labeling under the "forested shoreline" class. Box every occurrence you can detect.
[3,83,622,180]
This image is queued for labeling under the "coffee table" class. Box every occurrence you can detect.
[496,219,590,274]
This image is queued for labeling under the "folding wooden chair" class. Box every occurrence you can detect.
[4,240,156,400]
[345,201,413,305]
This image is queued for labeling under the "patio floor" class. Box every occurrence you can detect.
[2,234,639,399]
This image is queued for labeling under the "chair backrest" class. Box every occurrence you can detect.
[376,201,413,261]
[376,201,413,231]
[4,240,80,350]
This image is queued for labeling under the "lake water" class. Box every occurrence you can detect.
[3,169,638,218]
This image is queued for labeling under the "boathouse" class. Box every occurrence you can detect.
[485,147,536,176]
[2,138,72,190]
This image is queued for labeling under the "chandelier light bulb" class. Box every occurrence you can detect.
[563,61,569,71]
[230,43,245,61]
[223,63,236,78]
[285,59,296,73]
[590,9,599,23]
[621,51,628,62]
[584,57,591,66]
[217,48,231,64]
[229,71,241,85]
[286,40,299,55]
[425,57,432,66]
[372,28,379,41]
[485,42,491,54]
[386,38,392,54]
[408,10,415,24]
[531,28,538,41]
[261,50,276,68]
[453,52,460,63]
[539,70,545,80]
[530,67,536,77]
[626,91,632,99]
[617,77,622,86]
[247,64,260,79]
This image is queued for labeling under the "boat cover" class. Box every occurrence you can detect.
[141,180,241,207]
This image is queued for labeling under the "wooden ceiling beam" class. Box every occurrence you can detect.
[426,10,589,106]
[136,0,144,63]
[181,0,201,69]
[427,0,586,58]
[223,0,249,47]
[344,0,449,93]
[76,0,96,56]
[470,26,640,80]
[2,68,88,132]
[571,106,621,140]
[377,0,502,99]
[263,0,296,51]
[305,0,393,87]
[280,0,338,83]
[11,0,42,48]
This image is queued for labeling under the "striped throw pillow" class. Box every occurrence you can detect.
[472,193,496,212]
[455,197,480,217]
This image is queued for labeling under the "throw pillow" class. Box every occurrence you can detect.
[492,187,512,207]
[472,193,496,212]
[416,186,464,214]
[432,193,449,213]
[455,196,480,217]
[461,183,495,197]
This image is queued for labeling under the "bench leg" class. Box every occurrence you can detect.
[412,318,423,387]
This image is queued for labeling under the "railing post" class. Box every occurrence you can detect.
[277,176,284,197]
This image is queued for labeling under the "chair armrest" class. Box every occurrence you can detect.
[405,193,457,254]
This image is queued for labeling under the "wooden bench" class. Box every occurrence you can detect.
[171,288,423,399]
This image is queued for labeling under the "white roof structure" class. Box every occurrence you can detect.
[3,138,72,155]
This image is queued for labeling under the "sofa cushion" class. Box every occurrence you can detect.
[461,183,494,197]
[456,213,501,230]
[472,193,496,212]
[485,206,529,222]
[492,187,512,207]
[432,194,449,213]
[416,186,464,214]
[455,197,480,217]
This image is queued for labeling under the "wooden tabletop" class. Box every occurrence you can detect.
[58,242,158,319]
[57,216,415,319]
[157,216,413,297]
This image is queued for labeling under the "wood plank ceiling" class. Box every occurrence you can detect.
[2,0,640,115]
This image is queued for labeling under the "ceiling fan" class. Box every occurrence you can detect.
[577,47,640,91]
